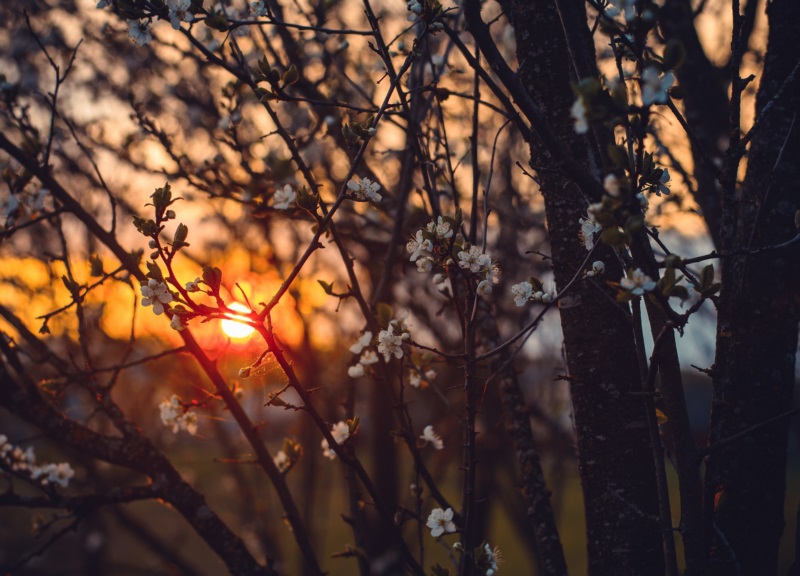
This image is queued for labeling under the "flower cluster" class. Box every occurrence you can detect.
[420,425,444,450]
[106,0,196,45]
[426,507,456,537]
[511,280,555,307]
[346,176,382,203]
[406,216,455,272]
[0,435,74,488]
[321,421,350,460]
[457,245,500,296]
[347,331,380,377]
[141,279,173,315]
[159,395,199,435]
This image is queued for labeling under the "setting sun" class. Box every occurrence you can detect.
[220,302,255,339]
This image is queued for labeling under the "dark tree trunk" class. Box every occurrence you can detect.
[499,2,665,574]
[708,0,800,573]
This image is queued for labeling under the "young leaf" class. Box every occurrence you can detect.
[172,223,190,249]
[89,254,104,277]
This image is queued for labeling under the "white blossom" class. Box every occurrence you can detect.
[141,279,173,315]
[185,277,201,292]
[321,421,350,460]
[274,450,289,473]
[348,363,365,378]
[457,245,491,274]
[620,268,657,296]
[656,168,671,196]
[407,0,423,21]
[585,260,606,277]
[272,184,297,210]
[347,176,382,202]
[127,20,153,46]
[641,67,675,106]
[349,331,373,354]
[167,0,193,30]
[606,0,637,22]
[406,230,433,262]
[571,97,589,134]
[420,425,444,450]
[426,507,456,537]
[34,462,75,488]
[159,395,197,435]
[416,257,433,273]
[169,314,185,331]
[426,216,454,239]
[359,350,379,366]
[250,0,269,16]
[603,174,623,197]
[377,323,408,362]
[483,542,503,576]
[511,281,534,307]
[579,212,602,252]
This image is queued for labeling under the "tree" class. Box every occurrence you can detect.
[0,0,797,575]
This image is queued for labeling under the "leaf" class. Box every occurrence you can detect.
[529,276,544,293]
[172,223,189,249]
[89,254,104,277]
[282,64,299,87]
[146,261,164,281]
[317,279,334,295]
[655,408,669,425]
[150,182,172,219]
[132,215,158,237]
[699,264,714,291]
[669,285,690,300]
[607,144,629,170]
[663,39,687,70]
[204,13,229,31]
[258,56,271,76]
[202,266,223,293]
[376,302,393,328]
[600,227,628,246]
[61,276,80,297]
[624,215,644,235]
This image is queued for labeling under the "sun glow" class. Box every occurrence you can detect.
[221,302,256,339]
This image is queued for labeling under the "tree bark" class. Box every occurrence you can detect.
[707,0,800,572]
[489,2,665,573]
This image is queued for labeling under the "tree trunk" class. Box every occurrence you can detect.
[500,2,665,573]
[708,0,800,572]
